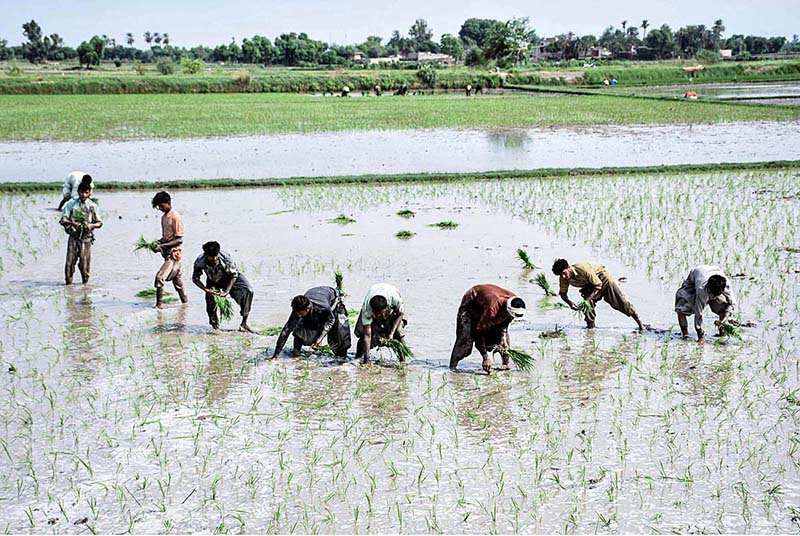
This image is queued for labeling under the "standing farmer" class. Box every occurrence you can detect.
[192,241,255,332]
[450,284,526,373]
[675,265,736,342]
[272,286,351,359]
[60,182,102,284]
[58,172,94,210]
[355,283,406,364]
[552,259,644,330]
[150,191,188,308]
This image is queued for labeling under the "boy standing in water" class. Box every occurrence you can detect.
[151,191,188,309]
[60,182,102,284]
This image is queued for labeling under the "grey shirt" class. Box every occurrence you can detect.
[192,251,239,286]
[675,265,736,334]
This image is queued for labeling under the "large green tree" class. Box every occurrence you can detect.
[22,20,47,63]
[483,17,538,67]
[439,33,464,61]
[459,18,499,47]
[77,35,105,68]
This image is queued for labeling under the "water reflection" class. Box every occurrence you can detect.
[485,129,530,152]
[63,287,101,378]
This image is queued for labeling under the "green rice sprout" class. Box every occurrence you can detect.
[429,221,458,229]
[135,288,178,303]
[533,272,557,296]
[134,236,159,253]
[214,295,234,321]
[90,197,99,205]
[316,345,335,357]
[720,321,742,339]
[335,271,345,294]
[539,300,566,310]
[347,308,359,320]
[261,326,282,336]
[329,214,356,224]
[395,230,416,239]
[574,300,595,319]
[497,346,536,371]
[397,209,416,218]
[517,249,537,270]
[71,208,88,227]
[379,338,414,361]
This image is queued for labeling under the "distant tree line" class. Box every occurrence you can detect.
[1,18,797,69]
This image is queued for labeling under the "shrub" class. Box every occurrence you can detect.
[113,59,122,68]
[695,49,722,65]
[416,63,437,88]
[156,58,176,75]
[233,69,251,87]
[5,65,24,76]
[181,58,204,75]
[133,62,146,75]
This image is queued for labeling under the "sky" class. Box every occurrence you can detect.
[2,0,798,47]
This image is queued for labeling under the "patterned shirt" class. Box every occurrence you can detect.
[192,251,239,286]
[61,198,102,242]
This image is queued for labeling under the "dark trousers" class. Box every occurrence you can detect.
[204,274,254,327]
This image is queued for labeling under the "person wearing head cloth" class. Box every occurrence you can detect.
[552,259,644,330]
[354,283,406,364]
[449,284,526,373]
[58,171,95,210]
[674,265,736,342]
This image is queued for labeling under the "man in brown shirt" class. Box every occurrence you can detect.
[151,191,188,309]
[552,259,643,330]
[449,284,526,373]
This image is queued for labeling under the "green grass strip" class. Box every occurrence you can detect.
[1,160,798,194]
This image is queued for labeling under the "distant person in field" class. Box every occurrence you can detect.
[396,83,408,96]
[272,286,352,359]
[60,181,102,284]
[450,284,526,373]
[374,84,382,96]
[475,83,484,94]
[553,259,644,330]
[466,84,472,96]
[58,172,94,210]
[675,265,736,342]
[192,241,255,332]
[341,85,350,97]
[355,283,406,364]
[150,191,188,309]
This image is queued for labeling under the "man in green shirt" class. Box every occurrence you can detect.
[552,259,643,330]
[60,182,102,284]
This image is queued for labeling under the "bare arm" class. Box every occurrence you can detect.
[559,292,577,310]
[386,311,403,340]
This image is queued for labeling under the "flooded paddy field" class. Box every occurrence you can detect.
[1,169,800,533]
[607,80,800,104]
[2,121,800,183]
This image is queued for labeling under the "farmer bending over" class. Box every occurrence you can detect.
[553,259,644,330]
[675,265,736,342]
[58,171,94,210]
[450,284,526,373]
[60,181,102,284]
[272,286,352,359]
[192,241,255,332]
[150,191,188,309]
[355,283,406,364]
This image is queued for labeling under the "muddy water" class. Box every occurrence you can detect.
[0,170,799,533]
[2,121,799,183]
[608,80,800,102]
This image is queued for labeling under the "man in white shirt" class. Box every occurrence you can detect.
[354,283,406,364]
[675,265,736,342]
[58,171,94,210]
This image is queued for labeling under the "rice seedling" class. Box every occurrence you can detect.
[71,208,88,227]
[133,236,159,253]
[347,308,359,320]
[429,221,458,229]
[329,214,355,224]
[334,271,346,295]
[397,209,416,218]
[496,346,536,371]
[135,288,177,303]
[379,339,414,361]
[395,230,415,239]
[533,272,557,296]
[719,321,742,339]
[517,248,537,270]
[90,197,99,205]
[214,295,234,321]
[538,300,566,310]
[574,300,594,319]
[261,326,282,336]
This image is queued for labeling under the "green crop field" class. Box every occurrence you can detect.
[0,93,795,141]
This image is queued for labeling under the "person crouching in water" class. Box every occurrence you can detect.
[58,171,94,210]
[271,286,351,359]
[60,181,102,284]
[450,284,526,373]
[191,241,255,332]
[675,265,736,342]
[355,283,406,364]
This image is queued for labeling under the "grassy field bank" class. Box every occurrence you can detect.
[0,93,795,141]
[2,60,799,94]
[1,161,797,193]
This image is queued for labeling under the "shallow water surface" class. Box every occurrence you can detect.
[1,121,799,183]
[0,171,799,533]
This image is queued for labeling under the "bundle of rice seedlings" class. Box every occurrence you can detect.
[395,230,415,239]
[71,208,88,227]
[261,326,282,336]
[380,338,414,361]
[335,270,346,295]
[329,214,356,224]
[134,236,160,253]
[539,300,566,310]
[720,322,742,339]
[497,346,536,371]
[214,294,234,321]
[533,272,556,296]
[429,221,458,229]
[347,308,359,320]
[574,300,594,319]
[316,345,335,357]
[135,288,177,302]
[517,248,537,270]
[397,209,416,218]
